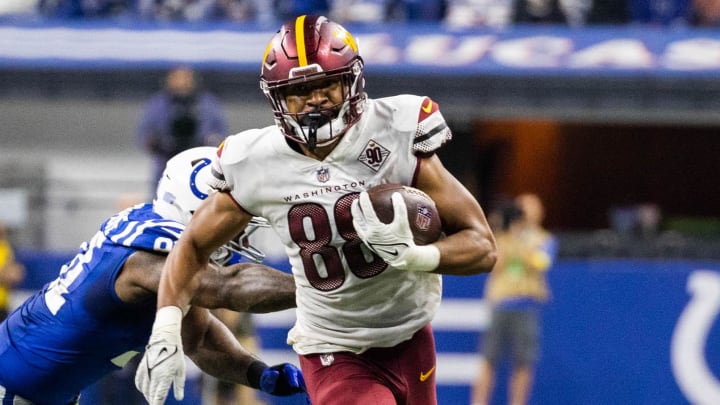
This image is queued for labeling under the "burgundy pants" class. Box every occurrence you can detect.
[299,324,438,405]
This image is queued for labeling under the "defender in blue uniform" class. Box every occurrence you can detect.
[0,147,304,405]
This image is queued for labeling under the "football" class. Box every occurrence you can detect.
[364,183,442,245]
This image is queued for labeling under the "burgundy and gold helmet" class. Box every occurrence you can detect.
[260,15,366,148]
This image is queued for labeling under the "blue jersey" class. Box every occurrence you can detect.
[0,204,185,405]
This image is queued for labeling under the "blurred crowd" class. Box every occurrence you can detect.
[0,0,718,28]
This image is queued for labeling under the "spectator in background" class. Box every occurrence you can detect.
[627,0,692,26]
[444,0,627,27]
[274,0,330,22]
[471,193,557,405]
[330,0,384,23]
[385,0,447,21]
[211,0,274,24]
[443,0,514,28]
[0,0,39,16]
[137,0,213,21]
[332,0,447,23]
[38,0,135,19]
[447,0,569,27]
[584,0,630,25]
[0,223,24,322]
[137,66,228,194]
[513,0,568,24]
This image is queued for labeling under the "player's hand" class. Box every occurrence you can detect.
[260,363,307,396]
[351,191,414,264]
[351,191,439,272]
[135,306,186,405]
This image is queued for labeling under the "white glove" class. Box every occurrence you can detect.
[351,191,440,272]
[135,306,186,405]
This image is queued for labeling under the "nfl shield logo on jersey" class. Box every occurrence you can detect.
[320,353,335,366]
[416,205,433,231]
[316,166,330,183]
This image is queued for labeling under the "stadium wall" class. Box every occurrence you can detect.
[13,252,720,405]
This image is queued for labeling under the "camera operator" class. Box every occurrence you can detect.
[137,66,228,194]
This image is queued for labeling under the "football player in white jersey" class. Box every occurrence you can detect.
[137,15,497,405]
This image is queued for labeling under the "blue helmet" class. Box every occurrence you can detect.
[153,147,268,263]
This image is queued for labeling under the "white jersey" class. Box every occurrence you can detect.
[214,94,452,354]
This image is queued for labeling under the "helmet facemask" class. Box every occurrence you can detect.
[262,60,365,150]
[209,217,269,264]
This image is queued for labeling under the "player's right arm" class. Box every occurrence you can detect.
[117,252,296,314]
[136,191,253,405]
[180,306,305,395]
[193,263,296,313]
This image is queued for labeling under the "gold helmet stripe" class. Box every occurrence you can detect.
[261,41,272,68]
[336,28,358,53]
[295,15,308,67]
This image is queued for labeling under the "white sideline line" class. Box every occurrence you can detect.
[252,298,489,331]
[258,349,483,385]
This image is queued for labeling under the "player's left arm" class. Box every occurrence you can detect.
[181,306,305,395]
[415,154,497,275]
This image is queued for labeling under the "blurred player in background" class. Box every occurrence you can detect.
[471,193,557,405]
[138,66,229,193]
[137,15,497,405]
[0,147,306,405]
[0,222,25,322]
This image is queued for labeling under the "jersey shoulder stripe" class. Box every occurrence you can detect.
[413,97,452,155]
[100,204,184,253]
[414,119,449,145]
